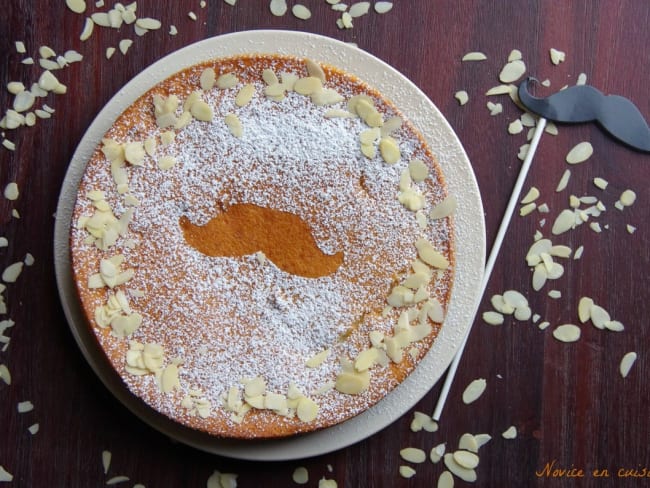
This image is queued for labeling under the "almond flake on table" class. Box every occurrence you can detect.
[3,182,19,201]
[462,378,487,404]
[17,400,34,413]
[502,425,517,439]
[318,478,337,488]
[566,141,593,164]
[398,466,416,479]
[292,466,309,484]
[207,470,238,488]
[400,447,427,463]
[454,90,469,105]
[0,364,11,384]
[437,470,454,488]
[0,466,13,482]
[106,475,130,485]
[619,352,637,378]
[28,423,40,435]
[462,52,487,61]
[549,48,566,65]
[374,2,393,14]
[269,0,288,16]
[292,4,311,20]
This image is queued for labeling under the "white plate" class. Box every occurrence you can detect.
[54,30,485,461]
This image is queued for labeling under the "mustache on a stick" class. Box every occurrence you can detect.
[518,78,650,152]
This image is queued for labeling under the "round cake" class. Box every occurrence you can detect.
[69,54,456,439]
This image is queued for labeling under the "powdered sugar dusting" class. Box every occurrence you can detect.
[70,55,454,438]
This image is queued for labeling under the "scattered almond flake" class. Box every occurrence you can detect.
[443,453,477,482]
[619,189,636,207]
[106,475,130,485]
[2,139,16,151]
[537,203,549,213]
[549,48,566,65]
[566,141,593,164]
[605,320,624,332]
[551,209,575,235]
[24,253,35,266]
[437,471,454,488]
[400,447,426,463]
[578,296,594,323]
[430,443,446,463]
[15,41,27,53]
[0,364,11,384]
[482,311,504,325]
[499,59,526,83]
[224,0,237,5]
[38,45,56,59]
[374,1,393,14]
[14,90,36,112]
[486,101,503,115]
[169,24,178,35]
[28,423,40,435]
[0,466,13,482]
[269,0,288,16]
[589,222,602,233]
[318,478,337,488]
[106,47,116,59]
[118,39,133,55]
[555,169,571,192]
[188,11,198,20]
[552,324,581,343]
[619,352,637,378]
[485,84,512,96]
[454,90,469,106]
[7,81,25,95]
[292,467,309,484]
[538,321,550,330]
[102,450,112,474]
[519,202,536,217]
[593,177,608,190]
[462,52,487,62]
[63,49,83,64]
[545,121,558,135]
[136,17,162,30]
[2,261,24,283]
[502,425,517,439]
[590,304,611,329]
[21,57,35,65]
[292,4,312,20]
[627,224,636,234]
[462,378,486,404]
[398,466,416,479]
[11,209,20,219]
[458,433,479,453]
[3,182,19,201]
[349,1,370,17]
[548,290,561,299]
[410,411,438,432]
[80,17,94,40]
[17,400,34,413]
[577,73,587,85]
[453,450,479,469]
[517,143,530,161]
[508,49,523,62]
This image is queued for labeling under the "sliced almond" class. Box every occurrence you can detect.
[566,142,593,164]
[552,324,581,343]
[400,447,426,464]
[619,352,637,378]
[462,378,486,404]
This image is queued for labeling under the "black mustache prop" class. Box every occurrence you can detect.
[518,78,650,153]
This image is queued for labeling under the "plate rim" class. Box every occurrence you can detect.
[53,29,485,461]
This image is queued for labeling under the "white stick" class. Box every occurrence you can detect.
[432,117,547,421]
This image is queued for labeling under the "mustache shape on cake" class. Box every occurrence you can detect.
[179,203,344,278]
[519,78,650,152]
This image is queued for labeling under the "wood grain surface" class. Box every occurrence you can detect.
[0,1,648,486]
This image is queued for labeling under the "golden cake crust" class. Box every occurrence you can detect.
[70,54,455,439]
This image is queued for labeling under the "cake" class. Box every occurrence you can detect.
[69,54,456,438]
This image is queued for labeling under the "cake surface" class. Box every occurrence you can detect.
[70,54,455,438]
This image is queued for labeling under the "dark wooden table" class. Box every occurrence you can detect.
[1,1,648,486]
